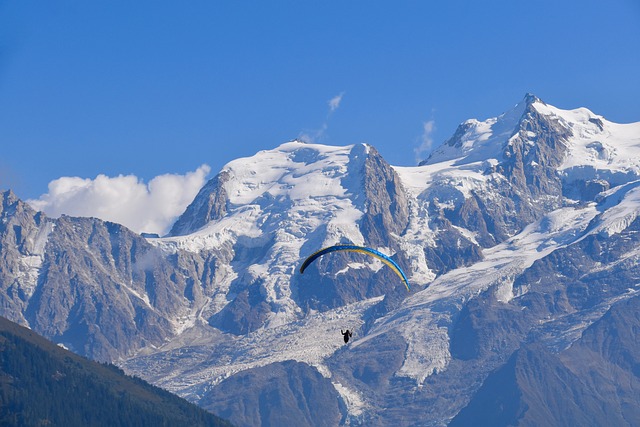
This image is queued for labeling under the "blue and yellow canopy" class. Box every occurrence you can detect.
[299,244,410,291]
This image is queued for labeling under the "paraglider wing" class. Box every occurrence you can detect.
[299,245,410,291]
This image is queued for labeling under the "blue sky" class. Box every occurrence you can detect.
[1,1,639,233]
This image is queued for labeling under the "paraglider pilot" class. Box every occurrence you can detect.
[341,329,353,344]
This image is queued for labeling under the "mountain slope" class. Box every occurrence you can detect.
[450,295,640,426]
[0,315,232,426]
[200,360,343,427]
[1,190,222,361]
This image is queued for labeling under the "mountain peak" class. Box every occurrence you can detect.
[1,189,39,220]
[419,94,556,166]
[169,141,371,238]
[523,92,542,106]
[1,189,19,204]
[497,93,542,127]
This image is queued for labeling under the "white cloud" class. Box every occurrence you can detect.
[328,92,344,113]
[299,92,345,143]
[298,123,328,144]
[414,119,436,163]
[27,165,211,236]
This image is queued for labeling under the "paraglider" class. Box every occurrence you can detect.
[299,244,410,291]
[300,244,410,346]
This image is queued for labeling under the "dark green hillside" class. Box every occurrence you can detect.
[0,316,233,427]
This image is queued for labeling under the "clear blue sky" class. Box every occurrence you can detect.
[2,0,639,201]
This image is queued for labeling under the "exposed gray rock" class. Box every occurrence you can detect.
[449,289,531,362]
[451,296,640,427]
[199,360,343,427]
[423,217,484,274]
[209,281,271,335]
[449,344,604,427]
[422,95,571,246]
[0,190,52,324]
[170,171,231,236]
[346,145,410,246]
[326,331,409,425]
[0,191,223,361]
[294,145,413,310]
[24,216,179,361]
[513,213,640,318]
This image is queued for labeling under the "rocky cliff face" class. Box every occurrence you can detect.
[1,190,223,361]
[419,95,571,246]
[25,216,179,361]
[295,144,415,312]
[170,171,231,237]
[2,95,640,426]
[0,191,53,324]
[200,360,343,427]
[450,295,640,427]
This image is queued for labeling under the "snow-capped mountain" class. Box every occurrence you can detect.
[1,94,640,426]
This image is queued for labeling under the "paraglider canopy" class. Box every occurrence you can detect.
[299,244,410,291]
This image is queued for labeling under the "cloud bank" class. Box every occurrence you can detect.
[27,165,210,236]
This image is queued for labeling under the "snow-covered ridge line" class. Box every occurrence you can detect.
[395,98,640,199]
